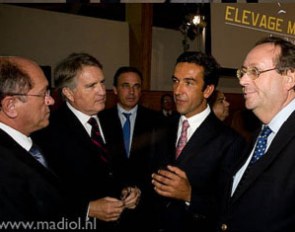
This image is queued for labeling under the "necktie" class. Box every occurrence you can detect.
[122,113,131,157]
[29,143,48,168]
[233,125,272,196]
[88,117,108,163]
[176,120,190,159]
[249,125,272,165]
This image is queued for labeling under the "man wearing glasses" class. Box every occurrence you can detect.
[219,36,295,231]
[0,56,65,221]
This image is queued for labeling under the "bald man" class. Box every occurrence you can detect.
[0,56,66,221]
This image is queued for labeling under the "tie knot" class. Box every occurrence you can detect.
[88,117,98,128]
[123,113,131,119]
[260,125,272,138]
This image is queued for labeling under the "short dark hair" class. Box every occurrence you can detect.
[207,90,220,108]
[113,66,143,87]
[176,51,220,88]
[255,36,295,73]
[54,52,103,91]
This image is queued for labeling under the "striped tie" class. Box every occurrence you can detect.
[88,117,108,163]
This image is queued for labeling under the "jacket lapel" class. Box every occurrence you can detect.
[232,111,295,202]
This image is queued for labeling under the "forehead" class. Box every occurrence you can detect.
[18,59,48,87]
[174,62,204,79]
[244,43,279,67]
[118,72,141,83]
[77,66,103,80]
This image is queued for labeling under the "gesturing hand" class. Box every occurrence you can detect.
[152,165,191,202]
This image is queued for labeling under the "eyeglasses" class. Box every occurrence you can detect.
[6,89,51,99]
[236,67,277,80]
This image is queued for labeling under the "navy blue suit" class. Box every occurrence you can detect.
[0,130,65,221]
[218,110,295,232]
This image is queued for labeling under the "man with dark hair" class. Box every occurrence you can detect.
[219,36,295,231]
[99,66,161,231]
[151,51,245,232]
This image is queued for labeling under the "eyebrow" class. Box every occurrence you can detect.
[172,76,197,82]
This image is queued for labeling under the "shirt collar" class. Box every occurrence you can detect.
[66,101,97,126]
[267,98,295,135]
[0,122,32,151]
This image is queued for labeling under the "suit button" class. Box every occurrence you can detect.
[221,224,227,231]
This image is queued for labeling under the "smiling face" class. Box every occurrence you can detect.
[239,43,290,122]
[173,62,213,118]
[63,65,106,116]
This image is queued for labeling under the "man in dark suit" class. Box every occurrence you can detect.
[159,93,179,123]
[0,56,65,221]
[151,51,246,232]
[218,37,295,231]
[99,66,161,231]
[33,53,140,230]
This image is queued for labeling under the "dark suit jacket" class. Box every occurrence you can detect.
[218,111,295,232]
[99,105,161,191]
[33,103,122,220]
[0,129,65,221]
[99,105,162,231]
[152,112,246,232]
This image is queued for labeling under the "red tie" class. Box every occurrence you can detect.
[88,117,108,163]
[176,120,190,159]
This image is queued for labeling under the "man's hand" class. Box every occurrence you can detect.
[121,186,141,209]
[88,197,124,221]
[152,165,191,201]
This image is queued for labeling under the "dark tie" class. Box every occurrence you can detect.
[176,120,190,159]
[29,143,48,168]
[88,117,108,163]
[122,113,131,157]
[250,125,272,164]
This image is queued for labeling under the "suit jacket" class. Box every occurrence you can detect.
[33,103,122,219]
[0,129,65,221]
[152,112,246,232]
[218,110,295,232]
[99,105,161,190]
[99,105,162,231]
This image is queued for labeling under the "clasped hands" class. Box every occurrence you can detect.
[152,165,191,202]
[88,186,141,221]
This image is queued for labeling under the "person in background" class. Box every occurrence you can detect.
[159,93,179,120]
[208,89,230,121]
[218,36,295,231]
[33,53,140,231]
[0,56,66,221]
[151,51,246,232]
[99,66,161,231]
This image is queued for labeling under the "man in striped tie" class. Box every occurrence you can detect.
[33,53,140,231]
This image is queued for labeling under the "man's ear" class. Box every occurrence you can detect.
[1,96,18,118]
[204,85,215,99]
[283,69,295,91]
[62,87,74,102]
[113,86,118,95]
